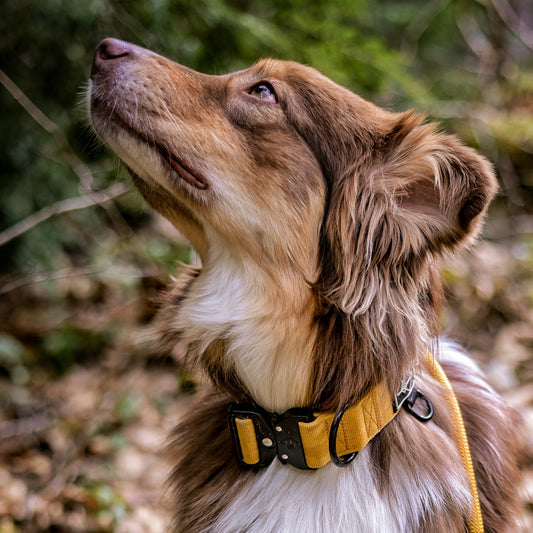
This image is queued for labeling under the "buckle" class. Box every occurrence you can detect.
[403,389,434,422]
[393,373,434,422]
[227,404,316,470]
[228,403,277,469]
[272,408,316,470]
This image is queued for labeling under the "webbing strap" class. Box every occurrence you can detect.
[425,351,484,533]
[235,417,260,465]
[298,381,395,469]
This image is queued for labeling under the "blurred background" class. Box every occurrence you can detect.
[0,1,532,531]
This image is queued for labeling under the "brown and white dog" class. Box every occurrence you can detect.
[89,38,522,532]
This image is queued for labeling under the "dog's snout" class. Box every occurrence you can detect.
[91,38,134,75]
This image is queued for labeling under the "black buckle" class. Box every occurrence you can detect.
[272,408,316,470]
[403,389,434,422]
[227,404,316,470]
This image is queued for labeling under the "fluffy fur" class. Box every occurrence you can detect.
[89,38,522,532]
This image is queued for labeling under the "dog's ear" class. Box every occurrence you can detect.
[373,111,498,249]
[319,111,498,312]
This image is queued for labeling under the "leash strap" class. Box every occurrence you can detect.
[425,351,484,533]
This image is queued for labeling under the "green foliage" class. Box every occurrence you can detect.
[0,333,30,385]
[0,0,532,383]
[84,481,129,524]
[1,0,532,273]
[42,325,114,374]
[114,391,142,423]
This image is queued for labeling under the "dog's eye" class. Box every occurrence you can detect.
[248,82,277,103]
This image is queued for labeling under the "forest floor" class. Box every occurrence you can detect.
[0,229,532,532]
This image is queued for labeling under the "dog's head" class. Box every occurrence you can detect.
[89,38,496,283]
[89,39,497,340]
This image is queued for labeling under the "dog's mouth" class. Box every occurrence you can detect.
[157,146,209,190]
[91,96,208,191]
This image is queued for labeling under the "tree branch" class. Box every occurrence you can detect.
[0,67,96,190]
[490,0,533,51]
[0,182,131,247]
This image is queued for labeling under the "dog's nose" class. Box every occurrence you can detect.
[91,38,134,75]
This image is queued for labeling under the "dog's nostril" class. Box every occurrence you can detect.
[99,38,130,60]
[97,38,131,60]
[92,38,133,73]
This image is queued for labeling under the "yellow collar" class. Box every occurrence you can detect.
[228,376,425,470]
[228,353,483,532]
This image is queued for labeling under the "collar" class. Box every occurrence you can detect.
[228,374,433,470]
[227,354,483,533]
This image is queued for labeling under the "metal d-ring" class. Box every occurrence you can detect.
[329,402,358,467]
[403,388,434,422]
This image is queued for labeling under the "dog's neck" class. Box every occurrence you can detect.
[174,232,438,414]
[179,247,319,413]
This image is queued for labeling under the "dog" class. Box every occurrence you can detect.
[89,38,522,532]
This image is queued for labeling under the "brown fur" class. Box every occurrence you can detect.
[166,392,252,532]
[89,38,522,532]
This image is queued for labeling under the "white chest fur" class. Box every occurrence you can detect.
[179,247,317,412]
[211,446,470,533]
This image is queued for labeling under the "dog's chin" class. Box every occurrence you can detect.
[127,168,209,254]
[127,167,188,215]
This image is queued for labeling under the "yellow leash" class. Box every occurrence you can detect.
[425,351,484,533]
